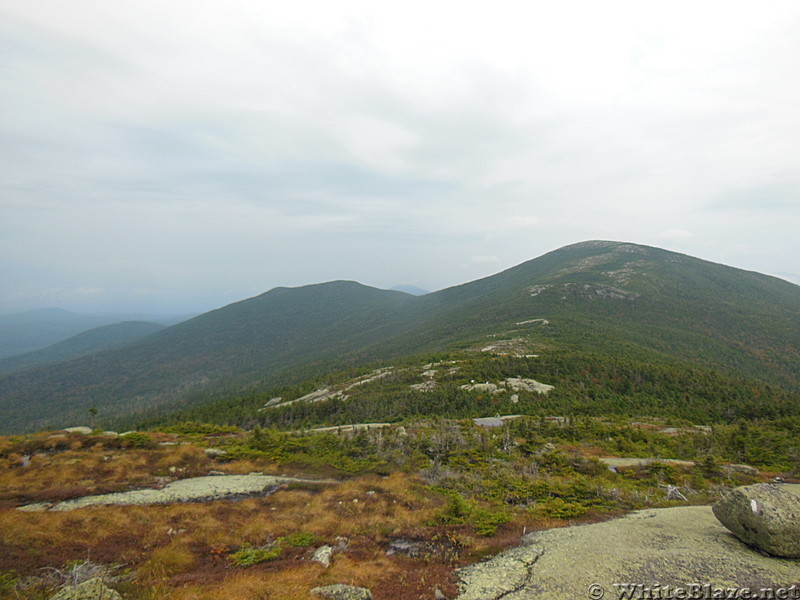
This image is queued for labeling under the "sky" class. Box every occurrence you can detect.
[2,0,799,315]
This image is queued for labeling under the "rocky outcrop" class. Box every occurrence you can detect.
[19,474,332,511]
[457,545,542,600]
[204,447,228,458]
[712,483,800,557]
[457,493,800,600]
[310,584,373,599]
[312,545,334,567]
[503,378,554,394]
[63,426,93,435]
[49,578,121,600]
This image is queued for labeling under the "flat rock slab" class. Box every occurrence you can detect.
[311,584,373,600]
[457,491,800,600]
[19,474,329,511]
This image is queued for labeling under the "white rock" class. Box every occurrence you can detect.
[312,545,334,567]
[63,426,92,435]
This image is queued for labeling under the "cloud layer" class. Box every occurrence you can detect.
[2,1,799,313]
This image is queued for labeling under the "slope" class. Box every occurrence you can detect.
[0,282,422,433]
[0,321,165,376]
[1,241,799,434]
[406,241,800,388]
[0,309,129,359]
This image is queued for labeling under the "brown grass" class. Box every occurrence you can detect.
[137,541,197,583]
[0,435,574,600]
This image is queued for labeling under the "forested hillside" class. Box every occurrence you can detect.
[1,241,799,433]
[0,321,165,376]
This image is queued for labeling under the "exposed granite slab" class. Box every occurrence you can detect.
[19,474,330,511]
[457,486,800,600]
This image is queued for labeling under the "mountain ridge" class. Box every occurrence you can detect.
[1,240,798,433]
[0,321,165,376]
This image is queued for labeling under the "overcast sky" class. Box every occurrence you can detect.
[2,1,799,315]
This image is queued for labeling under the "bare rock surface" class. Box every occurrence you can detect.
[49,578,121,600]
[63,426,93,435]
[312,545,334,567]
[19,474,331,511]
[599,457,696,468]
[503,378,554,394]
[310,584,373,599]
[457,491,800,600]
[713,483,800,557]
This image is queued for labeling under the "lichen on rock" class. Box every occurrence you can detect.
[49,578,121,600]
[310,583,373,600]
[712,483,800,557]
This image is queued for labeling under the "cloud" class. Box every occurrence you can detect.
[501,216,540,231]
[469,256,501,266]
[1,2,800,312]
[655,229,694,241]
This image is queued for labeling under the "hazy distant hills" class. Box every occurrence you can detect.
[0,309,188,359]
[1,240,799,433]
[0,283,423,432]
[0,309,127,359]
[390,284,430,296]
[0,321,165,376]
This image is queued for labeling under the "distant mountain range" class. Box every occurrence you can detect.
[0,309,126,359]
[0,321,165,376]
[0,309,188,359]
[1,240,798,433]
[390,284,430,296]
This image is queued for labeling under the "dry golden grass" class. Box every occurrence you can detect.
[137,541,197,583]
[0,436,534,600]
[169,567,319,600]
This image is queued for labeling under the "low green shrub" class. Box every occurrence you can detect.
[228,544,282,567]
[0,570,19,595]
[435,492,510,536]
[281,531,316,547]
[470,505,511,536]
[530,497,589,519]
[119,432,155,449]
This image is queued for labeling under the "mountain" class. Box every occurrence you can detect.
[1,240,799,433]
[408,240,800,387]
[390,284,430,296]
[0,309,188,359]
[0,309,126,359]
[0,282,422,432]
[0,321,165,376]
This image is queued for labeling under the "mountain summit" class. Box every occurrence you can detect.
[1,241,798,433]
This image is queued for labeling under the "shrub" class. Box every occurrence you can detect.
[437,492,471,525]
[470,506,511,536]
[0,570,19,595]
[228,544,282,567]
[119,432,155,449]
[435,492,510,536]
[281,531,316,547]
[531,497,589,519]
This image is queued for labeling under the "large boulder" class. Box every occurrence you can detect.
[310,584,373,600]
[49,578,121,600]
[712,483,800,557]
